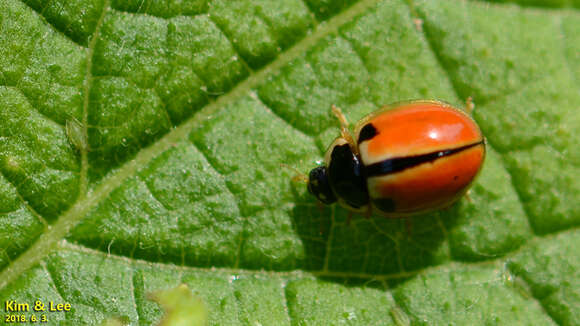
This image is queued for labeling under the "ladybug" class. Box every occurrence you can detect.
[307,100,486,217]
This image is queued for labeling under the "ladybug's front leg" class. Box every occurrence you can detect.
[331,105,357,153]
[346,211,354,226]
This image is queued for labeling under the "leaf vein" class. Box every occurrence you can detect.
[41,260,68,307]
[0,0,384,292]
[502,271,563,326]
[80,0,111,198]
[0,169,49,228]
[187,141,246,269]
[18,0,85,47]
[252,91,314,140]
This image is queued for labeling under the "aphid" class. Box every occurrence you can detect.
[307,100,485,218]
[65,117,88,152]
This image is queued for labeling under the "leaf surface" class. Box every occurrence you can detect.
[0,0,578,325]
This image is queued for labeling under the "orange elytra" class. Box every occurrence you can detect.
[307,100,486,217]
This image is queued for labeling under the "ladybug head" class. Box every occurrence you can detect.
[307,166,337,205]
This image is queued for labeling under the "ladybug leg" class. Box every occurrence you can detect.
[345,207,373,226]
[364,206,372,219]
[465,96,475,114]
[280,163,309,184]
[316,201,325,214]
[317,202,326,235]
[331,105,357,151]
[441,204,453,211]
[331,104,350,135]
[404,217,413,236]
[464,190,473,203]
[346,211,354,226]
[291,174,308,183]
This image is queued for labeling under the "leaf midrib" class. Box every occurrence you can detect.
[1,2,574,325]
[0,0,383,292]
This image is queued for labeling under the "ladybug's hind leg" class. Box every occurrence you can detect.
[464,190,473,203]
[404,217,413,236]
[347,206,372,226]
[465,97,475,114]
[364,206,372,219]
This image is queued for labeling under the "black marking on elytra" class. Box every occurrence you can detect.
[328,144,369,208]
[366,140,484,177]
[358,123,378,143]
[372,198,395,212]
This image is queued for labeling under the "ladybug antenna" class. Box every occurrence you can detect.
[280,163,308,183]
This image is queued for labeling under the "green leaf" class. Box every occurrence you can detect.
[0,0,578,325]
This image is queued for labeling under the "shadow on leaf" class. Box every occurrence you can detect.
[289,184,461,281]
